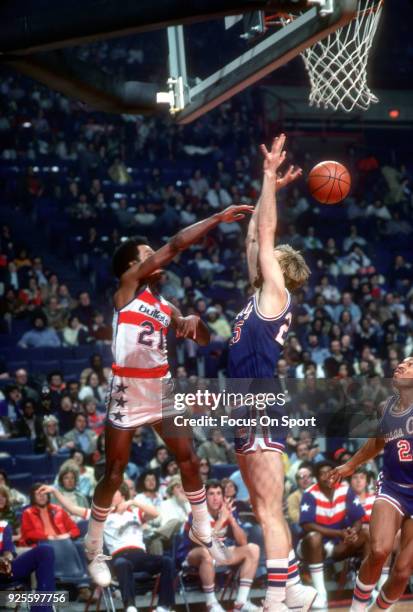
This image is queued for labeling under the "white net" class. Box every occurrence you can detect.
[283,0,384,112]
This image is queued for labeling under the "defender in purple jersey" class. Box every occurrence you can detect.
[330,356,413,611]
[228,135,314,611]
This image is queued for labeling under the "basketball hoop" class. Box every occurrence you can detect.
[281,0,384,112]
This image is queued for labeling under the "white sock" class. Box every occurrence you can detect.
[376,589,397,609]
[287,549,300,588]
[377,567,390,591]
[351,576,376,611]
[203,584,218,606]
[235,578,253,607]
[309,563,327,599]
[85,502,112,556]
[266,558,288,603]
[185,487,211,540]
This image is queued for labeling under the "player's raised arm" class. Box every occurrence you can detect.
[246,164,302,286]
[256,134,289,316]
[121,204,253,289]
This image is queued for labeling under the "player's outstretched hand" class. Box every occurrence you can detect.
[329,463,354,485]
[260,133,287,178]
[219,204,254,223]
[277,165,303,189]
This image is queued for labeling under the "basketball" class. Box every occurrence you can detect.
[308,161,351,204]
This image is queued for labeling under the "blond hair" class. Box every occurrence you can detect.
[254,244,310,293]
[275,244,310,292]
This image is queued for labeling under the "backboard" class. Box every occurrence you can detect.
[163,0,358,123]
[1,0,358,119]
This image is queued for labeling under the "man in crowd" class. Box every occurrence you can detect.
[38,482,175,612]
[21,483,80,544]
[0,385,22,422]
[62,413,97,455]
[286,462,314,539]
[179,480,260,612]
[197,428,237,465]
[18,312,61,348]
[298,461,369,609]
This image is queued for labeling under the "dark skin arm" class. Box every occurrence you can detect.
[302,522,346,540]
[343,520,363,543]
[115,205,253,310]
[329,437,385,484]
[169,303,210,347]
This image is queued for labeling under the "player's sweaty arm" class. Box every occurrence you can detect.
[170,303,210,346]
[121,204,253,288]
[329,437,385,484]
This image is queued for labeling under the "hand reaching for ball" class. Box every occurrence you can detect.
[260,134,287,179]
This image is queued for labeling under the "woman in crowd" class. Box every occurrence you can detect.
[0,470,28,508]
[53,461,89,520]
[42,414,65,454]
[78,371,107,403]
[62,315,89,347]
[70,449,96,499]
[0,485,20,541]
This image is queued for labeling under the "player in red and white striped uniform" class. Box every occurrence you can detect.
[298,461,368,609]
[84,204,254,587]
[107,284,175,429]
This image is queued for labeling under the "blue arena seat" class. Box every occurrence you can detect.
[0,455,15,473]
[7,360,30,373]
[211,464,238,480]
[30,359,61,374]
[15,453,52,476]
[51,452,71,473]
[61,358,89,376]
[8,473,32,494]
[0,438,34,455]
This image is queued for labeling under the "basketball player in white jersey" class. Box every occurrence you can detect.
[84,204,253,586]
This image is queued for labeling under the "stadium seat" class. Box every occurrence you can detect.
[30,359,61,374]
[8,473,32,494]
[7,360,30,373]
[73,346,95,360]
[211,464,238,480]
[61,358,89,376]
[50,452,71,474]
[15,453,52,477]
[41,347,74,360]
[0,437,34,455]
[0,455,15,473]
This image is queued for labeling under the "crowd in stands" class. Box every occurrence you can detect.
[0,58,413,607]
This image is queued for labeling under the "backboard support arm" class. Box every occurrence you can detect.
[161,0,357,123]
